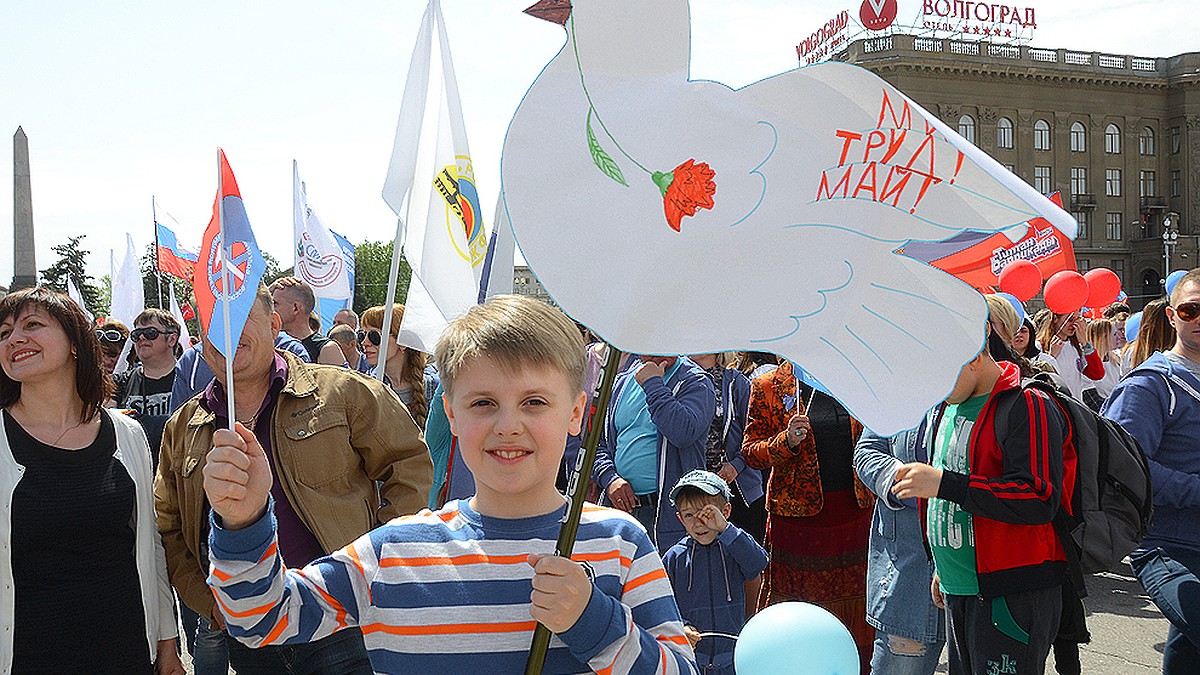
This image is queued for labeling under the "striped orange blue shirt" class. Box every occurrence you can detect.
[208,498,698,674]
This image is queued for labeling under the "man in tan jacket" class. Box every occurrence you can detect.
[155,285,432,672]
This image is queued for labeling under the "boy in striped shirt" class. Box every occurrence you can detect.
[202,296,698,674]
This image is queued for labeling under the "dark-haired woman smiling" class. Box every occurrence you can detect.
[0,288,181,674]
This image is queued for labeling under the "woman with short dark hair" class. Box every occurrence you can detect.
[0,288,182,674]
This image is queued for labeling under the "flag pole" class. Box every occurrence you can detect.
[376,215,407,383]
[152,196,164,309]
[524,344,624,675]
[218,150,236,426]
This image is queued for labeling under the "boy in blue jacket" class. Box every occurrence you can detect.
[662,470,769,675]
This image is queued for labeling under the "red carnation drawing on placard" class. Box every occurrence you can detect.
[573,19,716,232]
[653,160,717,232]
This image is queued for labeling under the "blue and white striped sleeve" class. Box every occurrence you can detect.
[207,501,377,647]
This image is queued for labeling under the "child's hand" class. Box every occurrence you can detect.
[634,360,667,385]
[891,462,943,500]
[203,422,272,530]
[527,554,593,633]
[683,625,702,648]
[698,503,728,535]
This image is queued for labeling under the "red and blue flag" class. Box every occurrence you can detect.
[155,221,199,281]
[194,150,264,360]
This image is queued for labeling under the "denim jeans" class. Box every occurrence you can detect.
[179,602,229,675]
[1130,547,1200,675]
[225,626,374,674]
[870,633,944,675]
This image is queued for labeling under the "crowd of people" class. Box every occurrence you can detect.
[0,268,1197,674]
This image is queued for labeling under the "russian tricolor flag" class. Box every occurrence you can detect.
[156,221,199,281]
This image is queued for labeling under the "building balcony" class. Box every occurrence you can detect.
[1070,194,1097,210]
[1140,196,1167,211]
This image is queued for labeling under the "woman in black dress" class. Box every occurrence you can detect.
[0,288,183,674]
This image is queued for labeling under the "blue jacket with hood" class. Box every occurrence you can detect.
[662,524,768,675]
[1102,351,1200,554]
[716,368,764,506]
[593,357,715,551]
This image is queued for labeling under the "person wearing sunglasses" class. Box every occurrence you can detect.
[360,305,437,429]
[1103,268,1200,675]
[95,320,130,375]
[113,309,182,466]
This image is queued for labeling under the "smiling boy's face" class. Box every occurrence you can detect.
[444,355,586,519]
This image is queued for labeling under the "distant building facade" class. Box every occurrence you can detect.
[512,265,554,303]
[837,35,1200,306]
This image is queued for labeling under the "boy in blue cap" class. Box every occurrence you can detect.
[662,469,769,674]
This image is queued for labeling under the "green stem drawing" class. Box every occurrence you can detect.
[571,16,651,179]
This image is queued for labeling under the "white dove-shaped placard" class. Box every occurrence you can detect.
[501,0,1076,436]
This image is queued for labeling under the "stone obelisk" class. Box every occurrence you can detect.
[12,127,37,291]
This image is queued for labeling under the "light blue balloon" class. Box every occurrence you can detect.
[1166,270,1187,296]
[736,602,859,674]
[1125,311,1143,343]
[995,292,1027,325]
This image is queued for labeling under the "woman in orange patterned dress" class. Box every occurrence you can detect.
[742,359,874,671]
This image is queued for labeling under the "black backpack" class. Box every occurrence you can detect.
[995,375,1153,590]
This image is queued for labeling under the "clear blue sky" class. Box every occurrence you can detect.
[0,0,1194,286]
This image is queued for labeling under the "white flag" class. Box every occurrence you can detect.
[382,0,486,352]
[109,233,144,374]
[294,160,352,300]
[483,198,515,299]
[168,282,193,351]
[66,277,94,323]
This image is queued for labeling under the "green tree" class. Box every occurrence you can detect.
[354,240,411,313]
[40,235,105,317]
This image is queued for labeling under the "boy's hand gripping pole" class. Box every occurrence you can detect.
[524,345,624,675]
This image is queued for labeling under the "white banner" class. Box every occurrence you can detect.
[382,0,486,352]
[501,0,1077,436]
[294,160,352,300]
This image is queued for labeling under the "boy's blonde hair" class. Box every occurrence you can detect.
[435,295,586,395]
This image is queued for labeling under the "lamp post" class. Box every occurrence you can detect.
[1163,212,1180,280]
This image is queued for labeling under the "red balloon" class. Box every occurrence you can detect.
[998,260,1043,302]
[1084,268,1122,309]
[1044,271,1089,314]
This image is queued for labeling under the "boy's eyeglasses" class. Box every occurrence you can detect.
[130,326,165,342]
[95,329,126,343]
[1174,302,1200,322]
[357,329,383,346]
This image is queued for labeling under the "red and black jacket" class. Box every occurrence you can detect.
[931,361,1077,598]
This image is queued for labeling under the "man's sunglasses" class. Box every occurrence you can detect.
[357,329,382,346]
[95,329,126,344]
[130,326,168,342]
[1174,302,1200,322]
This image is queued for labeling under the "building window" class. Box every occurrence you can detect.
[1077,258,1091,273]
[1173,170,1182,197]
[1105,123,1121,153]
[1070,122,1087,152]
[1106,212,1122,240]
[1139,127,1156,155]
[996,117,1013,149]
[1140,171,1156,197]
[1071,167,1087,196]
[1171,126,1181,154]
[1003,163,1016,173]
[1112,259,1125,285]
[1073,211,1090,240]
[1034,166,1052,194]
[1106,168,1122,197]
[958,115,976,144]
[1034,119,1051,151]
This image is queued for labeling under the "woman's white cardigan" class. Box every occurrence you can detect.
[0,409,177,673]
